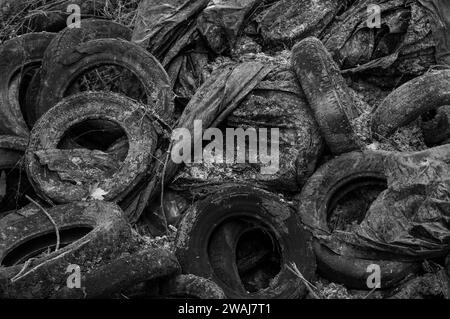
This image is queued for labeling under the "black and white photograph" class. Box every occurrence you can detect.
[0,0,449,310]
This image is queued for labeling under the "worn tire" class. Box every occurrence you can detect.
[0,32,55,137]
[258,0,340,46]
[292,37,362,154]
[175,184,316,299]
[35,38,174,125]
[372,70,450,138]
[297,151,420,289]
[25,92,158,205]
[158,274,226,299]
[25,19,132,126]
[0,201,135,299]
[52,248,180,299]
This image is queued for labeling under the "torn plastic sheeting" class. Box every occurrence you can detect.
[419,0,450,65]
[256,0,340,46]
[132,0,209,66]
[126,61,273,223]
[35,149,121,185]
[197,0,260,54]
[171,63,324,195]
[322,0,406,63]
[166,42,210,100]
[322,0,436,77]
[320,145,450,261]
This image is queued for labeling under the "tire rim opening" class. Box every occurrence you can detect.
[1,226,93,267]
[208,218,282,295]
[235,228,282,293]
[58,119,129,163]
[327,177,387,232]
[65,64,147,104]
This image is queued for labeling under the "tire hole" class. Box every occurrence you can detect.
[327,177,387,232]
[1,226,93,267]
[235,228,282,293]
[58,119,129,161]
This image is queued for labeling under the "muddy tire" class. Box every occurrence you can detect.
[158,274,226,299]
[0,32,55,137]
[292,37,362,154]
[258,0,340,46]
[25,92,158,205]
[35,38,174,125]
[313,242,420,289]
[25,19,131,126]
[52,248,180,299]
[175,184,316,299]
[297,151,420,289]
[372,70,450,138]
[0,201,135,299]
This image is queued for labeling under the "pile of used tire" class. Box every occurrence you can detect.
[0,0,449,299]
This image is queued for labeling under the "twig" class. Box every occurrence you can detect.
[363,286,379,299]
[160,142,173,234]
[25,195,60,252]
[287,263,322,299]
[10,258,36,282]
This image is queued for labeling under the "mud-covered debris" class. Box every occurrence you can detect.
[390,270,450,299]
[35,149,120,185]
[197,0,259,54]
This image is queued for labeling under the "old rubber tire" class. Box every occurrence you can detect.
[372,70,450,138]
[26,19,132,126]
[292,37,362,154]
[158,275,226,299]
[175,184,316,299]
[297,151,421,289]
[0,201,135,299]
[0,32,55,137]
[313,242,421,290]
[35,38,174,125]
[25,92,158,205]
[52,248,180,299]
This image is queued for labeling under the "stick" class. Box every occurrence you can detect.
[25,195,60,252]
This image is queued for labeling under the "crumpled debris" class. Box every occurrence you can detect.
[324,0,437,86]
[256,0,341,46]
[197,0,259,54]
[390,270,450,299]
[171,55,323,195]
[35,149,120,185]
[322,146,450,261]
[127,61,272,223]
[132,0,209,66]
[419,0,450,65]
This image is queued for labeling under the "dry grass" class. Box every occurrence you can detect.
[0,0,141,42]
